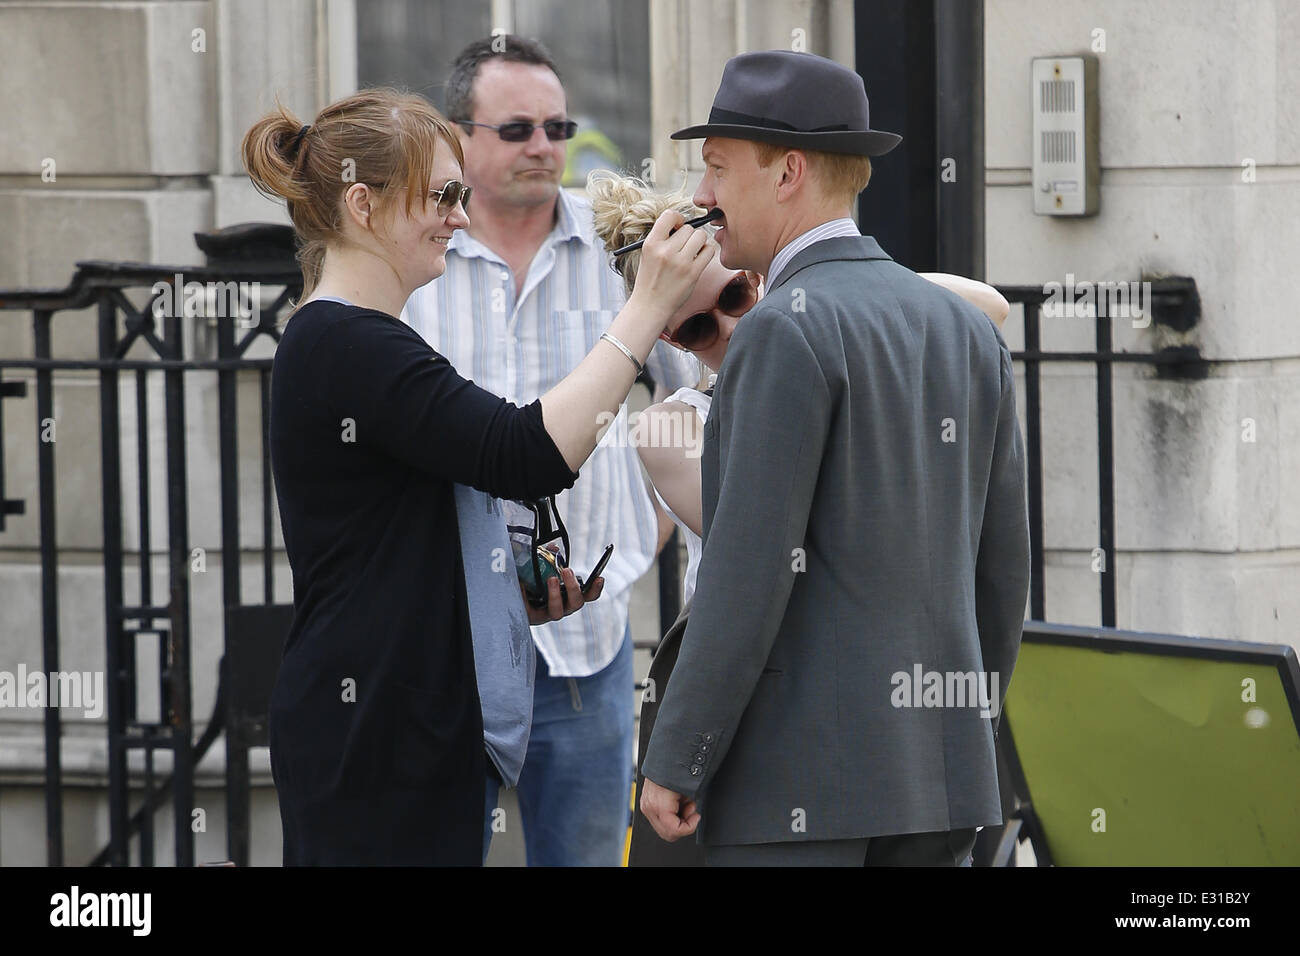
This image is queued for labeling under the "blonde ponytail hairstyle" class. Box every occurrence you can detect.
[240,88,465,300]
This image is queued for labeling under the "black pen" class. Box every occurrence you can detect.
[610,208,723,258]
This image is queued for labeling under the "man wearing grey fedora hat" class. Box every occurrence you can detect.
[638,50,1030,865]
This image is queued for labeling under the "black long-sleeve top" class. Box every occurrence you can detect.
[268,300,577,865]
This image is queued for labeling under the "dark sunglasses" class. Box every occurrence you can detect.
[369,180,471,216]
[429,179,471,215]
[459,119,578,142]
[507,496,571,608]
[668,274,758,351]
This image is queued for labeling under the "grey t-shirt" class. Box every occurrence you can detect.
[453,484,535,787]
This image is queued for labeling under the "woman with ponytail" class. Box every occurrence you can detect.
[241,90,715,865]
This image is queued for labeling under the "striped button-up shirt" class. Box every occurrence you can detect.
[402,188,700,677]
[765,217,861,289]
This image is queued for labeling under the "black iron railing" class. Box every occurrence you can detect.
[998,277,1202,627]
[0,232,301,867]
[0,247,1200,866]
[0,227,679,866]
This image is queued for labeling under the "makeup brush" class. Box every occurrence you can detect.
[611,208,723,258]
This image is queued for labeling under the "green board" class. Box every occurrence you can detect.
[1003,641,1300,865]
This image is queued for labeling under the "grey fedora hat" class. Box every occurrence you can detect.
[671,50,901,156]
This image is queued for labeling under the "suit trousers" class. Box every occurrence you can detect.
[703,827,979,867]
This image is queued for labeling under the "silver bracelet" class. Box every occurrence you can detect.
[599,332,644,376]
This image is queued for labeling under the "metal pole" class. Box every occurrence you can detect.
[98,297,129,866]
[216,313,249,866]
[163,309,195,866]
[34,309,64,866]
[1096,312,1117,627]
[934,0,985,279]
[1024,304,1045,621]
[854,0,938,271]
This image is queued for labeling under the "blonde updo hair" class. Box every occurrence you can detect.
[587,170,702,298]
[241,88,465,299]
[588,170,713,389]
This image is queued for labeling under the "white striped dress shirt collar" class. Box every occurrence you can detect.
[765,217,860,289]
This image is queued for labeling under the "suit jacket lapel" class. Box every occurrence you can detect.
[765,235,894,296]
[699,235,894,544]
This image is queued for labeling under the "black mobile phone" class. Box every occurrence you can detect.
[579,543,615,596]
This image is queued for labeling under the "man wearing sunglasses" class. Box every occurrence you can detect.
[401,35,699,867]
[638,50,1031,866]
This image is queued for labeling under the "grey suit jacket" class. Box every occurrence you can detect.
[639,236,1030,846]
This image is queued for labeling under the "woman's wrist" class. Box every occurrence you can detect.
[607,293,666,368]
[599,332,643,375]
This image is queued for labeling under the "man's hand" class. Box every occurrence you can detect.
[640,777,700,842]
[523,565,603,626]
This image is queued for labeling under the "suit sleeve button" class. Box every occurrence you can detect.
[694,753,706,764]
[689,766,702,776]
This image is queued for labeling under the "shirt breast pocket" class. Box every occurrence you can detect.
[551,309,615,376]
[546,310,611,377]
